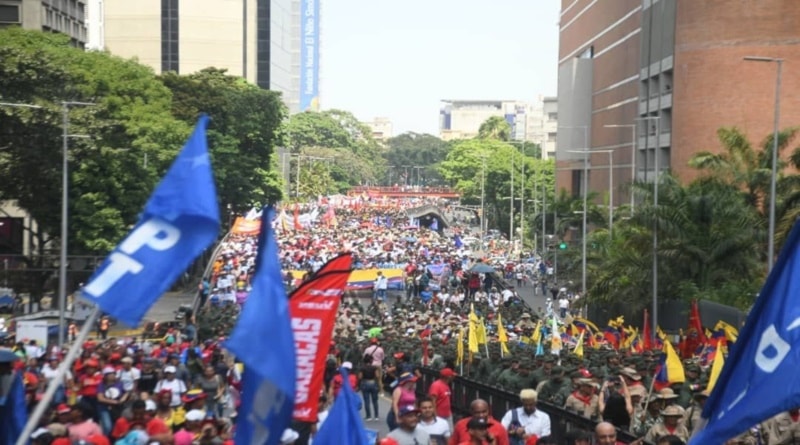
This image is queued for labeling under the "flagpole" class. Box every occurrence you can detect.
[16,307,101,445]
[640,369,658,423]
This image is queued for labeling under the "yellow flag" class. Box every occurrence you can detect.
[663,339,686,383]
[531,320,542,344]
[468,306,479,353]
[706,348,725,392]
[456,327,464,366]
[714,320,739,343]
[574,330,585,358]
[497,313,509,355]
[477,319,488,345]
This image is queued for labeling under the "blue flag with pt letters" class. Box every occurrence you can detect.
[226,207,296,445]
[82,115,220,327]
[690,220,800,444]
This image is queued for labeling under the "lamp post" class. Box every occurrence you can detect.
[603,124,637,211]
[744,56,783,273]
[636,116,661,341]
[59,101,95,348]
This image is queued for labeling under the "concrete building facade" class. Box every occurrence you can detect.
[0,0,87,46]
[439,99,559,159]
[365,117,393,142]
[97,0,303,113]
[557,0,800,206]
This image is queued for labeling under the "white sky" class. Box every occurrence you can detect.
[321,0,561,135]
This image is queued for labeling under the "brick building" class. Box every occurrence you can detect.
[556,0,800,205]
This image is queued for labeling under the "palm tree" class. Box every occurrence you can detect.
[478,116,511,141]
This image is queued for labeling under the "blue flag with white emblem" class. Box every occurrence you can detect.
[82,115,219,327]
[690,220,800,444]
[0,372,27,445]
[313,368,370,445]
[226,207,296,445]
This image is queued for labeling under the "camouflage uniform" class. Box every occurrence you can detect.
[564,391,599,420]
[764,411,800,445]
[644,421,690,444]
[537,378,572,407]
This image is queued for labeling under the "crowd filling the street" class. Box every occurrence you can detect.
[0,195,795,445]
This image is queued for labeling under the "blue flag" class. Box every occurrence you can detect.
[454,234,463,248]
[314,368,370,445]
[226,207,296,445]
[430,218,439,230]
[82,115,220,326]
[691,220,800,444]
[0,372,28,445]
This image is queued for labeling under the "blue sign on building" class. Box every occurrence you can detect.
[300,0,320,111]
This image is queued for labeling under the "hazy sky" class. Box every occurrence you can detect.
[321,0,561,136]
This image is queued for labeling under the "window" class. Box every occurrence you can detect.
[547,132,557,142]
[548,112,558,121]
[0,4,19,23]
[256,0,271,89]
[161,0,179,73]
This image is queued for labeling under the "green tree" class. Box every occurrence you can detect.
[383,132,450,186]
[160,68,286,213]
[478,116,511,141]
[0,28,189,299]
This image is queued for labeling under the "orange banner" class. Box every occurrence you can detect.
[231,217,261,235]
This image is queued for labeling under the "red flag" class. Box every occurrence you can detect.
[288,254,353,422]
[684,300,707,357]
[293,205,302,231]
[642,309,652,351]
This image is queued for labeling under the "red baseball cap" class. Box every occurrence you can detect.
[56,403,71,414]
[439,368,457,378]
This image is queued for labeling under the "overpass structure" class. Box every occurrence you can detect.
[350,186,460,199]
[404,205,450,234]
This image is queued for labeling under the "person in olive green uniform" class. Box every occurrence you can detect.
[683,389,708,436]
[536,366,572,406]
[677,363,703,408]
[530,356,555,388]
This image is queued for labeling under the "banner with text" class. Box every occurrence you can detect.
[300,0,320,111]
[289,254,353,422]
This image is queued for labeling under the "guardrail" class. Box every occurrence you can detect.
[416,367,648,444]
[191,231,233,315]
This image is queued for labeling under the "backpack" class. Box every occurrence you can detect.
[508,407,525,445]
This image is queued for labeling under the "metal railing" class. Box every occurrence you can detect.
[416,367,647,444]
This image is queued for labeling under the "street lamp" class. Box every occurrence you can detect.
[744,56,783,273]
[603,124,637,211]
[636,116,661,341]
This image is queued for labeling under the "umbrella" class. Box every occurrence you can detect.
[0,348,19,363]
[469,263,495,274]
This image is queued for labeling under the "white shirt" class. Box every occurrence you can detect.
[501,407,551,438]
[154,378,186,407]
[417,416,451,438]
[117,367,141,392]
[558,297,569,309]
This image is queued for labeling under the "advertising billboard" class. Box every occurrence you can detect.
[300,0,320,111]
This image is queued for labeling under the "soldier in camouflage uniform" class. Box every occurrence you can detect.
[683,389,708,436]
[537,366,572,407]
[644,405,690,443]
[632,394,663,437]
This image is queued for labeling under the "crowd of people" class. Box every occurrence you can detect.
[2,195,793,445]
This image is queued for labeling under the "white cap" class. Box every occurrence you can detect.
[145,399,157,411]
[164,365,177,374]
[341,361,353,370]
[31,428,50,439]
[102,366,116,375]
[185,409,206,422]
[281,429,300,444]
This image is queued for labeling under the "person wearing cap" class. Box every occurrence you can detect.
[632,392,664,437]
[388,372,418,431]
[174,409,206,445]
[536,366,571,407]
[429,368,456,428]
[110,399,171,443]
[683,389,709,436]
[54,403,72,425]
[31,427,54,445]
[564,379,599,420]
[387,404,431,445]
[515,314,535,331]
[97,365,128,434]
[328,362,359,401]
[417,396,451,445]
[644,405,690,443]
[154,388,186,430]
[449,399,510,445]
[677,363,702,408]
[655,388,685,417]
[117,356,140,397]
[500,388,551,444]
[530,356,555,388]
[155,365,187,407]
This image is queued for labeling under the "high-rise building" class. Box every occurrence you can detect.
[365,117,393,143]
[439,99,558,159]
[92,0,315,114]
[0,0,87,47]
[557,0,800,206]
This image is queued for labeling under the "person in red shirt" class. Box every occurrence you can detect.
[111,399,172,442]
[428,368,456,427]
[449,399,509,445]
[328,362,358,400]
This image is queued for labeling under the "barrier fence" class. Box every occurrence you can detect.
[416,367,648,444]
